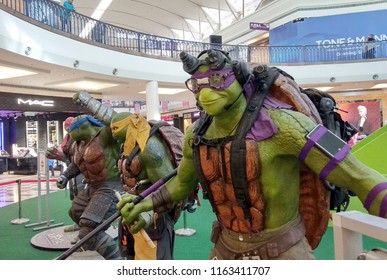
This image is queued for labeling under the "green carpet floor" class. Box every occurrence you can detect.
[0,189,385,260]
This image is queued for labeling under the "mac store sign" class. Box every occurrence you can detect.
[0,91,87,113]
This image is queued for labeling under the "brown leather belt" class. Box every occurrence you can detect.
[214,218,306,260]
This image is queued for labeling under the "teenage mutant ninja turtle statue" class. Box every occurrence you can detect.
[117,49,387,260]
[57,115,123,259]
[72,91,193,260]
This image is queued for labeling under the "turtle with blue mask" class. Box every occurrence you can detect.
[58,114,123,260]
[72,92,191,260]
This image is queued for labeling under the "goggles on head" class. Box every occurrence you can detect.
[185,69,235,94]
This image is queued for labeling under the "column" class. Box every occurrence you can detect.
[145,80,160,120]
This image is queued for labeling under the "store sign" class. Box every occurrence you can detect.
[249,22,269,31]
[161,115,173,121]
[17,98,54,107]
[39,151,47,173]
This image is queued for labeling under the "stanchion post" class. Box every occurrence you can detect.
[26,151,63,230]
[33,159,63,231]
[10,179,30,224]
[175,210,196,236]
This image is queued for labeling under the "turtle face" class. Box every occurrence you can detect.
[112,126,126,144]
[69,115,99,141]
[110,112,132,144]
[188,65,242,116]
[63,117,74,132]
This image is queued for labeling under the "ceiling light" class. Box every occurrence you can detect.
[314,87,333,92]
[371,83,387,89]
[138,88,187,95]
[343,88,363,91]
[0,65,37,79]
[48,78,119,90]
[92,0,113,20]
[79,0,113,38]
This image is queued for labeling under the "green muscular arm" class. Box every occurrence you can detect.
[269,109,387,218]
[305,140,387,217]
[160,125,199,202]
[57,162,80,189]
[99,126,121,180]
[139,135,176,184]
[118,125,199,229]
[123,136,178,232]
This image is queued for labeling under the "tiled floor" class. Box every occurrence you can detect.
[0,171,61,208]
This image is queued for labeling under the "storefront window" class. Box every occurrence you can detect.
[47,120,58,147]
[26,120,38,149]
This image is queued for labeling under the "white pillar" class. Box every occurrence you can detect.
[145,80,160,120]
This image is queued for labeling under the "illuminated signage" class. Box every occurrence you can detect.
[17,98,54,107]
[161,115,173,121]
[249,22,269,31]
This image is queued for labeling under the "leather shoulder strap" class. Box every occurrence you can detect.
[230,65,280,219]
[230,84,267,219]
[192,115,218,213]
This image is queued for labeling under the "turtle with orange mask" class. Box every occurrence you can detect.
[72,92,191,260]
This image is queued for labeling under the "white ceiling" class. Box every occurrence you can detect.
[75,0,263,41]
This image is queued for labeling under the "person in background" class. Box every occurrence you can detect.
[363,34,376,59]
[356,105,369,141]
[357,105,368,132]
[48,159,55,177]
[61,0,75,32]
[348,105,368,146]
[91,22,106,44]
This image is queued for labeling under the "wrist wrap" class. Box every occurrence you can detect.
[139,210,154,228]
[364,182,387,217]
[151,187,174,214]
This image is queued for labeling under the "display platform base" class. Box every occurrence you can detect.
[65,250,105,260]
[30,224,118,251]
[175,227,196,236]
[11,218,30,224]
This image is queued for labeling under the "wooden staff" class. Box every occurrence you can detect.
[56,168,177,260]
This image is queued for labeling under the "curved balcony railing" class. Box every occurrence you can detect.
[1,0,387,65]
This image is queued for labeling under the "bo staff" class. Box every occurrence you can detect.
[56,168,178,260]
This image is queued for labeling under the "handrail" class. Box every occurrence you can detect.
[332,210,387,260]
[1,0,387,65]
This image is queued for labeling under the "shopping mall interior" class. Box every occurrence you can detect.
[0,0,386,264]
